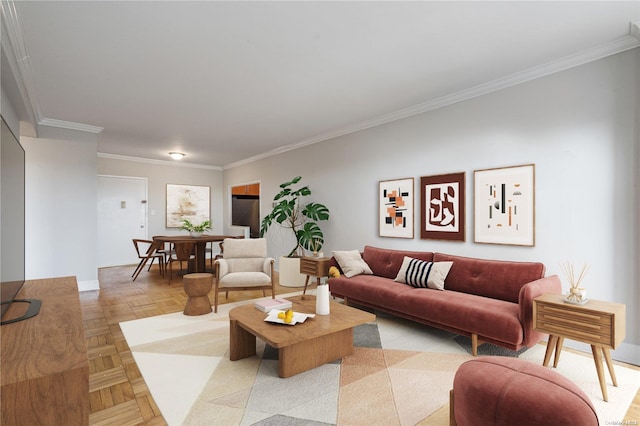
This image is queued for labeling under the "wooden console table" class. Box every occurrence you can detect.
[1,277,89,425]
[300,256,331,297]
[533,293,625,402]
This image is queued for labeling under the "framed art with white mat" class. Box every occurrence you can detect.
[474,164,535,246]
[379,177,414,238]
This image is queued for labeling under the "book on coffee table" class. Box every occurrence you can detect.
[254,298,292,312]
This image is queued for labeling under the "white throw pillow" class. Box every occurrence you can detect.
[394,256,453,290]
[332,250,373,278]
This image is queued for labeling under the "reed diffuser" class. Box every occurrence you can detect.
[559,261,590,302]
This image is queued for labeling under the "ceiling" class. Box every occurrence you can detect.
[2,1,639,169]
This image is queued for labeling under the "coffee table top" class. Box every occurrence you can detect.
[229,295,375,348]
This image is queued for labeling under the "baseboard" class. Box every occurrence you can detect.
[78,279,100,292]
[563,340,639,367]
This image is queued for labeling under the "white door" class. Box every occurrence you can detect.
[98,175,148,267]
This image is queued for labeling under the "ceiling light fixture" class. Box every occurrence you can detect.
[169,152,185,160]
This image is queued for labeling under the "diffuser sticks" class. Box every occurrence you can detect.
[560,261,590,302]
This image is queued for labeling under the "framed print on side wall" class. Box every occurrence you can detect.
[474,164,535,246]
[420,172,465,241]
[166,184,210,228]
[379,178,414,238]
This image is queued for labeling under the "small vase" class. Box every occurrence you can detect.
[190,232,202,238]
[316,284,330,315]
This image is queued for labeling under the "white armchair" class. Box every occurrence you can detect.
[214,238,275,312]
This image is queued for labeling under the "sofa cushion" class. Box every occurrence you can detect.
[332,250,373,278]
[362,246,434,279]
[434,252,545,303]
[394,256,453,290]
[328,274,413,311]
[396,289,523,345]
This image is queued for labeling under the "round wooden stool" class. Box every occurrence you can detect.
[182,273,213,316]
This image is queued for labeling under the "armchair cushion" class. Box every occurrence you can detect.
[222,237,268,258]
[219,271,272,288]
[216,258,275,278]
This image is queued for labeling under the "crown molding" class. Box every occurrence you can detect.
[225,33,640,170]
[97,152,222,171]
[38,118,103,134]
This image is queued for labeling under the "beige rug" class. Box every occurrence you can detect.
[120,294,639,425]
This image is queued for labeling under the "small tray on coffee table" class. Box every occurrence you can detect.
[264,310,315,325]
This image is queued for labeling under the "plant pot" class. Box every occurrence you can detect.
[278,256,306,287]
[189,232,202,238]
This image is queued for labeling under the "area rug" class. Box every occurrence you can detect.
[120,294,639,425]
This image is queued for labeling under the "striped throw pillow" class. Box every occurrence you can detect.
[394,256,453,290]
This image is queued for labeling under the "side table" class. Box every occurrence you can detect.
[533,293,625,402]
[300,256,331,298]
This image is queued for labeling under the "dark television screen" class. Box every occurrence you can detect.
[1,116,26,319]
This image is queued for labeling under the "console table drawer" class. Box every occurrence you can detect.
[300,257,330,276]
[536,303,612,325]
[536,317,612,346]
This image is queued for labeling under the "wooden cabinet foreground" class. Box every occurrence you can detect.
[1,277,89,425]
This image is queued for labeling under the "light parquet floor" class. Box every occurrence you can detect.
[81,264,640,425]
[81,264,292,426]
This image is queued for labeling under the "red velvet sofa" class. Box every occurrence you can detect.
[328,246,562,355]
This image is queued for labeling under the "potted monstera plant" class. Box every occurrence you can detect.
[260,176,330,286]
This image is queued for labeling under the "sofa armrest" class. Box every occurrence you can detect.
[518,275,562,347]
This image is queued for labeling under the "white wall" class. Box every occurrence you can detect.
[1,86,19,134]
[224,49,639,364]
[21,125,99,290]
[97,157,225,238]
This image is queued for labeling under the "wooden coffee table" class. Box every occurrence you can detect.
[229,295,375,378]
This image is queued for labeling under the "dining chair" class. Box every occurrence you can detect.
[155,241,173,267]
[167,241,195,284]
[205,241,219,271]
[132,239,165,281]
[213,237,275,313]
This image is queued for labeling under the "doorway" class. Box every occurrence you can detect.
[231,183,260,238]
[98,175,148,267]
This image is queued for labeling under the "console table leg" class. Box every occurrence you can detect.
[591,345,608,402]
[543,335,558,367]
[302,275,311,298]
[552,337,564,368]
[602,347,618,387]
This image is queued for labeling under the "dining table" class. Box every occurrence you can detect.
[152,234,236,274]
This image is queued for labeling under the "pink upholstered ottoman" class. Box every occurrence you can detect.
[451,357,598,426]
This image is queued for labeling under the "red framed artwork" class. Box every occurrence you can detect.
[420,172,465,241]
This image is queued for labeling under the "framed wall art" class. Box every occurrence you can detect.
[474,164,535,246]
[379,178,414,238]
[420,172,465,241]
[166,184,210,228]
